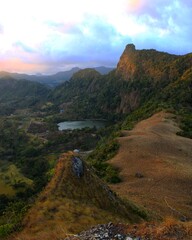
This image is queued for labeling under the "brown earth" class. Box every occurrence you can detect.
[109,112,192,220]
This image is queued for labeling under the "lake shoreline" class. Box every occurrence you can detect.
[57,119,107,131]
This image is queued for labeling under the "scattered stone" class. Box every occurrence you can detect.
[73,149,80,153]
[65,223,141,240]
[135,172,144,178]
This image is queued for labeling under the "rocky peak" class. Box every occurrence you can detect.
[125,44,136,54]
[116,44,138,81]
[116,43,178,82]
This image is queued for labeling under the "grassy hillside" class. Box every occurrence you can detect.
[109,112,192,220]
[14,152,147,240]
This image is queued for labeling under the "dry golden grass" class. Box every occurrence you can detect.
[109,111,192,220]
[125,218,192,239]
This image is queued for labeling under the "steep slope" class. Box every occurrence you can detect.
[159,65,192,109]
[109,112,192,220]
[14,152,145,240]
[116,44,178,82]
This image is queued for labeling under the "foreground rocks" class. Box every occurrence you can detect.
[65,221,192,240]
[65,223,140,240]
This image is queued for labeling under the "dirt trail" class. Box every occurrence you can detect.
[109,112,192,220]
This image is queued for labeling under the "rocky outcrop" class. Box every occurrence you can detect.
[65,221,192,240]
[72,156,84,177]
[65,223,132,240]
[116,44,178,82]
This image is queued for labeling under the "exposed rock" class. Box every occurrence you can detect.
[135,172,144,178]
[72,156,84,177]
[116,44,178,82]
[65,223,136,240]
[125,44,136,53]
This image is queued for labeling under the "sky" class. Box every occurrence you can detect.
[0,0,191,74]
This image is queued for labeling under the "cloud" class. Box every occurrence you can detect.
[131,0,192,54]
[12,42,36,53]
[0,0,191,73]
[0,58,48,73]
[0,24,3,33]
[36,17,132,69]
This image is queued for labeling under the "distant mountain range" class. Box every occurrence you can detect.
[0,66,114,87]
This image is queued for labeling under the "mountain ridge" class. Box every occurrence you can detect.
[14,152,145,239]
[0,66,114,87]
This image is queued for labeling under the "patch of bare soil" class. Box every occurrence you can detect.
[109,112,192,220]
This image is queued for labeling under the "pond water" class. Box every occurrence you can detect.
[58,120,106,131]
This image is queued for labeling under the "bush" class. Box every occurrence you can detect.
[0,223,15,237]
[87,139,121,183]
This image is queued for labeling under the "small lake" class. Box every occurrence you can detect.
[58,120,106,131]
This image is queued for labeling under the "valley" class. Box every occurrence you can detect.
[0,44,191,239]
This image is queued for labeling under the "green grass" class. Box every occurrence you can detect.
[0,200,29,238]
[0,180,15,196]
[86,139,121,183]
[176,112,192,139]
[0,161,33,196]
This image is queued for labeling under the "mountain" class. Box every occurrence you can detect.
[0,77,50,115]
[0,67,81,87]
[116,44,178,81]
[50,44,192,120]
[0,67,113,87]
[15,152,144,240]
[94,66,114,74]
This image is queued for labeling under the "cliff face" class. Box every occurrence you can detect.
[116,44,138,81]
[116,44,178,82]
